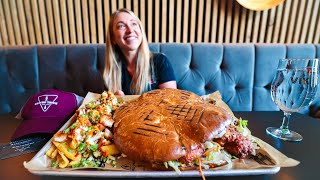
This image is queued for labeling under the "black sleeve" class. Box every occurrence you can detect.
[153,53,176,84]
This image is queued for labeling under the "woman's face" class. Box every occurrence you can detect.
[112,12,143,53]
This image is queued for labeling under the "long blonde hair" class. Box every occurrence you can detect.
[103,8,151,95]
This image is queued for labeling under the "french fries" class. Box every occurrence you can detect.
[52,141,80,161]
[57,151,69,168]
[101,144,120,156]
[46,91,125,168]
[45,145,57,159]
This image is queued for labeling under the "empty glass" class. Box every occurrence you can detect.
[266,58,318,141]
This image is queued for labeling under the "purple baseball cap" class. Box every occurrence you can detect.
[11,89,83,141]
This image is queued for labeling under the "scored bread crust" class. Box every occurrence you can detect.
[113,88,233,163]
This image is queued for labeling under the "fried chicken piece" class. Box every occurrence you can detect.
[178,144,204,164]
[215,126,254,158]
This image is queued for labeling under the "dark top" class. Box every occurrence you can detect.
[121,53,176,95]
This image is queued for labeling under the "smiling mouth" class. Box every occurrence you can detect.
[125,36,137,40]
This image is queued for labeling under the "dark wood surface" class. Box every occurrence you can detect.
[0,111,319,180]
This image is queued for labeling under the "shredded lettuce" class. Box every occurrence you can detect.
[205,151,218,161]
[202,150,231,166]
[204,141,214,149]
[236,118,249,136]
[241,118,248,127]
[164,162,168,168]
[167,160,181,174]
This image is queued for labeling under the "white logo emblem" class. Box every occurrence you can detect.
[34,95,58,112]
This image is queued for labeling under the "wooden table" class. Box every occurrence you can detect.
[0,111,319,180]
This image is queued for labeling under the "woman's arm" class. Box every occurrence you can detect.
[159,80,177,89]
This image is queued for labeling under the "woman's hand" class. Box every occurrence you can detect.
[114,90,125,96]
[159,81,177,89]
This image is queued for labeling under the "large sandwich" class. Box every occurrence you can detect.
[113,88,257,173]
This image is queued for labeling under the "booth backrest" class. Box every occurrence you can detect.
[1,43,319,114]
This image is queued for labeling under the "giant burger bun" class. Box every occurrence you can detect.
[113,88,233,164]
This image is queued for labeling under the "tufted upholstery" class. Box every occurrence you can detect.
[0,43,319,115]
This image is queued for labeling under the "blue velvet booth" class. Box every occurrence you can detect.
[1,43,319,115]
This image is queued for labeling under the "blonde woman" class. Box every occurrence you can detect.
[103,8,177,95]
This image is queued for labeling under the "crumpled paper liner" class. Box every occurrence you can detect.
[24,91,299,172]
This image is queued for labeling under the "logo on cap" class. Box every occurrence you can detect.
[34,95,58,112]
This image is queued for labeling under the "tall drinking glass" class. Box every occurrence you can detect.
[266,58,318,141]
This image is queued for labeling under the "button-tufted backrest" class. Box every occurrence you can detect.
[37,45,106,96]
[150,43,255,111]
[0,44,107,114]
[0,46,39,114]
[1,43,319,115]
